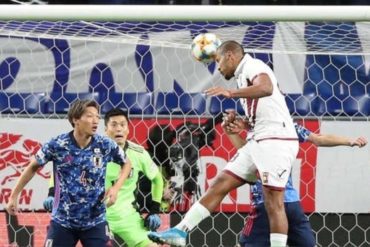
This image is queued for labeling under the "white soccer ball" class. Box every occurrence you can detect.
[191,33,222,63]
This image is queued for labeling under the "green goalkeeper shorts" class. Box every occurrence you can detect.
[108,211,153,247]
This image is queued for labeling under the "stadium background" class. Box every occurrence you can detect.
[0,20,369,246]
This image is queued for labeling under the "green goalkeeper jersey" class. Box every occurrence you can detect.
[105,140,159,218]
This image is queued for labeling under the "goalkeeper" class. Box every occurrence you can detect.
[44,108,164,247]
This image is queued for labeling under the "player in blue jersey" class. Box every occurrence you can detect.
[5,99,132,247]
[45,108,164,247]
[221,109,367,247]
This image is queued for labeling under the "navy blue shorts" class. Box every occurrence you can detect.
[45,220,111,247]
[239,201,315,247]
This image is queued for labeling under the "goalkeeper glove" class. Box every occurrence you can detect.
[144,201,161,231]
[43,196,54,212]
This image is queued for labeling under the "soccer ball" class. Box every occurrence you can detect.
[191,33,221,63]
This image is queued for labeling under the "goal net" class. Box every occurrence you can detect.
[0,5,369,247]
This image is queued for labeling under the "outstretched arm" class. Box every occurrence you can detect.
[205,74,273,99]
[308,133,368,147]
[7,159,40,215]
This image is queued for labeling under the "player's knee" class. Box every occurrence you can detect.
[265,200,284,216]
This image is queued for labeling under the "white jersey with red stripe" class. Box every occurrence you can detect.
[234,54,297,140]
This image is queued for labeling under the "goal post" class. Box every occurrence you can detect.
[0,5,369,247]
[0,5,370,21]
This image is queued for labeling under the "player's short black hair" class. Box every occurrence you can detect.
[104,108,129,126]
[217,40,245,56]
[68,99,99,127]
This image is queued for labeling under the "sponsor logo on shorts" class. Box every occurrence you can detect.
[262,172,269,184]
[277,169,287,179]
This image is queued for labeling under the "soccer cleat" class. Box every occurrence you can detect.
[148,227,187,247]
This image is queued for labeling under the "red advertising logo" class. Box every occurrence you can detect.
[0,133,51,206]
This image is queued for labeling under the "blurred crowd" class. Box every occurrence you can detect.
[0,0,369,5]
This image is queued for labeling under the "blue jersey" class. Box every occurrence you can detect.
[35,132,127,230]
[294,123,311,143]
[250,123,311,205]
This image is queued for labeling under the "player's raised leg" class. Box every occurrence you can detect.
[148,145,255,247]
[148,171,246,246]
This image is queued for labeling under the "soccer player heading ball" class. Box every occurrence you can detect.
[149,40,299,247]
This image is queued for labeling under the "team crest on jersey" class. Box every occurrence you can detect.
[92,155,102,168]
[92,148,103,168]
[262,172,269,184]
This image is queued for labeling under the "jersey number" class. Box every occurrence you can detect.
[80,171,87,186]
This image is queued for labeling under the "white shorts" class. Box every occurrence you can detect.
[224,138,299,189]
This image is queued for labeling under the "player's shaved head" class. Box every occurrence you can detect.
[217,40,245,57]
[215,40,245,80]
